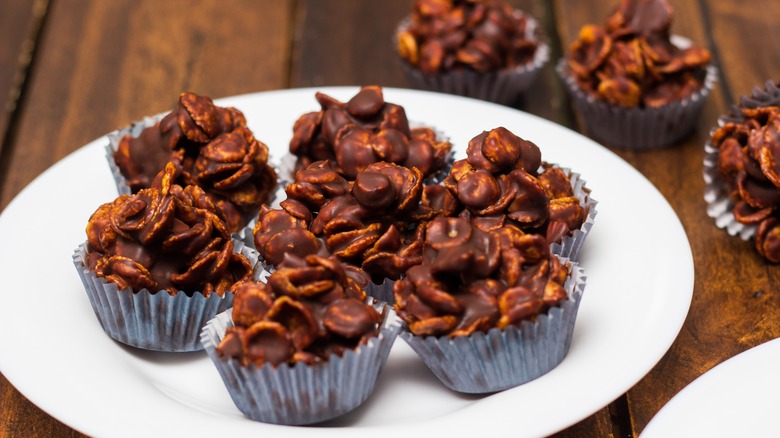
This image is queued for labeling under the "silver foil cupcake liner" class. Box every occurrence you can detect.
[72,241,262,352]
[400,258,585,394]
[703,80,780,241]
[550,167,598,262]
[396,13,550,106]
[201,298,401,425]
[556,36,718,150]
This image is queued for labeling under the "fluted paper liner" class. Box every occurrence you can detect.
[395,13,549,106]
[400,258,585,394]
[73,241,262,352]
[201,298,401,425]
[704,80,780,241]
[557,36,718,150]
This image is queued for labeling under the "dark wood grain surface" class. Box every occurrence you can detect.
[1,0,778,436]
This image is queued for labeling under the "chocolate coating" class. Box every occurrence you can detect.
[85,163,254,296]
[256,160,448,282]
[396,0,540,74]
[393,217,569,337]
[566,0,711,108]
[113,92,277,232]
[444,127,585,244]
[289,86,451,179]
[216,256,382,367]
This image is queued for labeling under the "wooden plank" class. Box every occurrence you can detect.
[704,1,780,102]
[552,0,744,435]
[0,0,293,209]
[291,0,412,88]
[0,0,293,436]
[623,0,780,434]
[0,0,42,156]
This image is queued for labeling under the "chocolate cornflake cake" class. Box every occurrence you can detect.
[74,162,258,351]
[393,216,585,393]
[393,0,549,104]
[288,85,452,179]
[112,92,277,232]
[444,127,588,245]
[557,0,717,149]
[217,255,381,366]
[394,217,571,336]
[202,255,401,425]
[706,80,780,262]
[85,163,254,296]
[255,159,458,284]
[396,0,540,75]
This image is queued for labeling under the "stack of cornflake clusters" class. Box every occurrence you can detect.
[239,86,594,408]
[73,86,596,426]
[393,217,585,393]
[566,0,711,108]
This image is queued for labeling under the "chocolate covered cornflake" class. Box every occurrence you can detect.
[565,0,711,108]
[113,92,277,232]
[216,255,382,367]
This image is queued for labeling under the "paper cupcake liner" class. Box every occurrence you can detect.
[703,80,780,241]
[556,37,718,150]
[396,13,549,106]
[549,167,598,262]
[72,242,262,352]
[201,298,401,425]
[400,257,585,394]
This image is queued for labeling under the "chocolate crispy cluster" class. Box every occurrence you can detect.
[396,0,539,74]
[114,92,277,232]
[444,127,587,244]
[713,98,780,262]
[255,160,458,283]
[255,125,586,290]
[393,217,570,337]
[216,255,383,367]
[566,0,711,108]
[85,163,255,296]
[289,86,452,179]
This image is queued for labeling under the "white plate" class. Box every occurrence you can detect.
[0,87,693,437]
[642,338,780,437]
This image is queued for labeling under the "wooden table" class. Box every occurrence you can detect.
[1,1,779,436]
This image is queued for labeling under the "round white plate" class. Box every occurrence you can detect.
[642,338,780,437]
[0,87,693,437]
